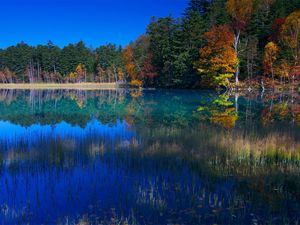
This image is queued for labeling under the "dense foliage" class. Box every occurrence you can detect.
[0,0,299,88]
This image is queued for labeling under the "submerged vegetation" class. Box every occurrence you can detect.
[0,90,299,224]
[0,0,300,89]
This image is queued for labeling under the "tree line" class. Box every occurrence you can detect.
[0,0,299,88]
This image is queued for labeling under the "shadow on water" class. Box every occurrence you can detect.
[0,89,299,224]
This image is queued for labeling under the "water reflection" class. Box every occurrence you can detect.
[0,89,299,224]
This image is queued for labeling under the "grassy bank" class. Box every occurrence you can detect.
[233,78,300,92]
[0,82,119,90]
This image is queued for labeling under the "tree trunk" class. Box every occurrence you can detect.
[234,30,241,84]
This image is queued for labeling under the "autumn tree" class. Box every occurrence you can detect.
[280,10,300,66]
[275,60,291,84]
[226,0,254,84]
[269,18,285,42]
[75,63,86,82]
[123,46,141,86]
[263,42,279,80]
[141,54,158,86]
[0,0,299,87]
[67,72,77,83]
[194,25,238,88]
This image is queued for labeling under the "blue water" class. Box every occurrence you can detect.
[0,89,299,224]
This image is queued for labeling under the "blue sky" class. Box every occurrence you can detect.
[0,0,188,49]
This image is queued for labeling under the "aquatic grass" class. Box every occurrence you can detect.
[1,123,299,177]
[0,90,299,224]
[114,125,300,179]
[217,132,300,163]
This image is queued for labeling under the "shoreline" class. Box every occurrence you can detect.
[0,83,119,90]
[0,82,297,93]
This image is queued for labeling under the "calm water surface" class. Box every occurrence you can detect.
[0,89,299,224]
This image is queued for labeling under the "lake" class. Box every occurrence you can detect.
[0,89,299,224]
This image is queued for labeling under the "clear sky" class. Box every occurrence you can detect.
[0,0,188,49]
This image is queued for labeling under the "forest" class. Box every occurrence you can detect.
[0,0,299,89]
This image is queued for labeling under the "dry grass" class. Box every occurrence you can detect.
[218,132,300,161]
[0,82,118,90]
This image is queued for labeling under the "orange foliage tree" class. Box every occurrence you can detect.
[123,46,142,86]
[226,0,254,84]
[263,42,279,79]
[194,25,238,88]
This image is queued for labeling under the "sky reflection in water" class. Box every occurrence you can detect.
[0,89,299,224]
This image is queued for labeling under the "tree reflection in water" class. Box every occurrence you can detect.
[0,89,299,224]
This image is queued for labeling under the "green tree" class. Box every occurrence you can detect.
[59,41,94,77]
[147,16,181,87]
[95,44,124,82]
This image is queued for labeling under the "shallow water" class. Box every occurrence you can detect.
[0,89,299,224]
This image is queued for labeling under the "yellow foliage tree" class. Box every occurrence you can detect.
[281,10,300,66]
[68,72,77,83]
[75,63,86,82]
[263,42,279,79]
